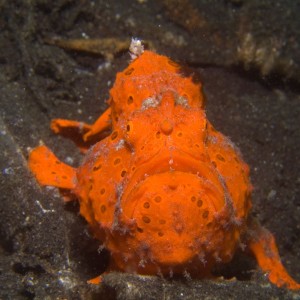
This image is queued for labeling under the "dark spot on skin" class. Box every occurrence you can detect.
[124,67,134,75]
[216,154,225,162]
[55,161,61,165]
[127,96,133,104]
[177,132,183,137]
[62,175,67,179]
[114,158,121,165]
[197,199,203,207]
[212,161,217,168]
[202,210,209,218]
[137,227,144,233]
[207,222,212,228]
[126,124,131,132]
[158,232,164,237]
[191,196,196,202]
[51,171,56,174]
[101,205,106,213]
[111,131,118,140]
[143,202,150,209]
[93,164,102,171]
[100,188,105,195]
[142,216,151,223]
[156,131,161,139]
[154,196,162,203]
[121,170,127,177]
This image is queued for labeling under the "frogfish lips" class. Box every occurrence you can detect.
[119,170,227,268]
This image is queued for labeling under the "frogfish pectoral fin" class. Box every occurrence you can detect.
[247,219,300,290]
[82,107,112,142]
[50,119,93,152]
[28,145,77,191]
[50,108,111,151]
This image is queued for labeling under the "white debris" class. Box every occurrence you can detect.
[115,139,125,150]
[57,269,77,289]
[65,156,74,165]
[35,200,55,213]
[3,167,14,175]
[175,95,189,108]
[141,97,160,110]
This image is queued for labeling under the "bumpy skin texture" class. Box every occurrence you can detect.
[28,51,299,289]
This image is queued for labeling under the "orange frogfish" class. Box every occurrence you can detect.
[28,43,299,289]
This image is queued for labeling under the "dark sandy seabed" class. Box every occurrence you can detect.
[0,1,299,299]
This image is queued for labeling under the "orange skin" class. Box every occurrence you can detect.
[28,50,299,289]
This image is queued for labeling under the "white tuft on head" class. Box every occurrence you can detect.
[129,38,144,60]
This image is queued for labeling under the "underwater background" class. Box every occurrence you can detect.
[0,1,299,299]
